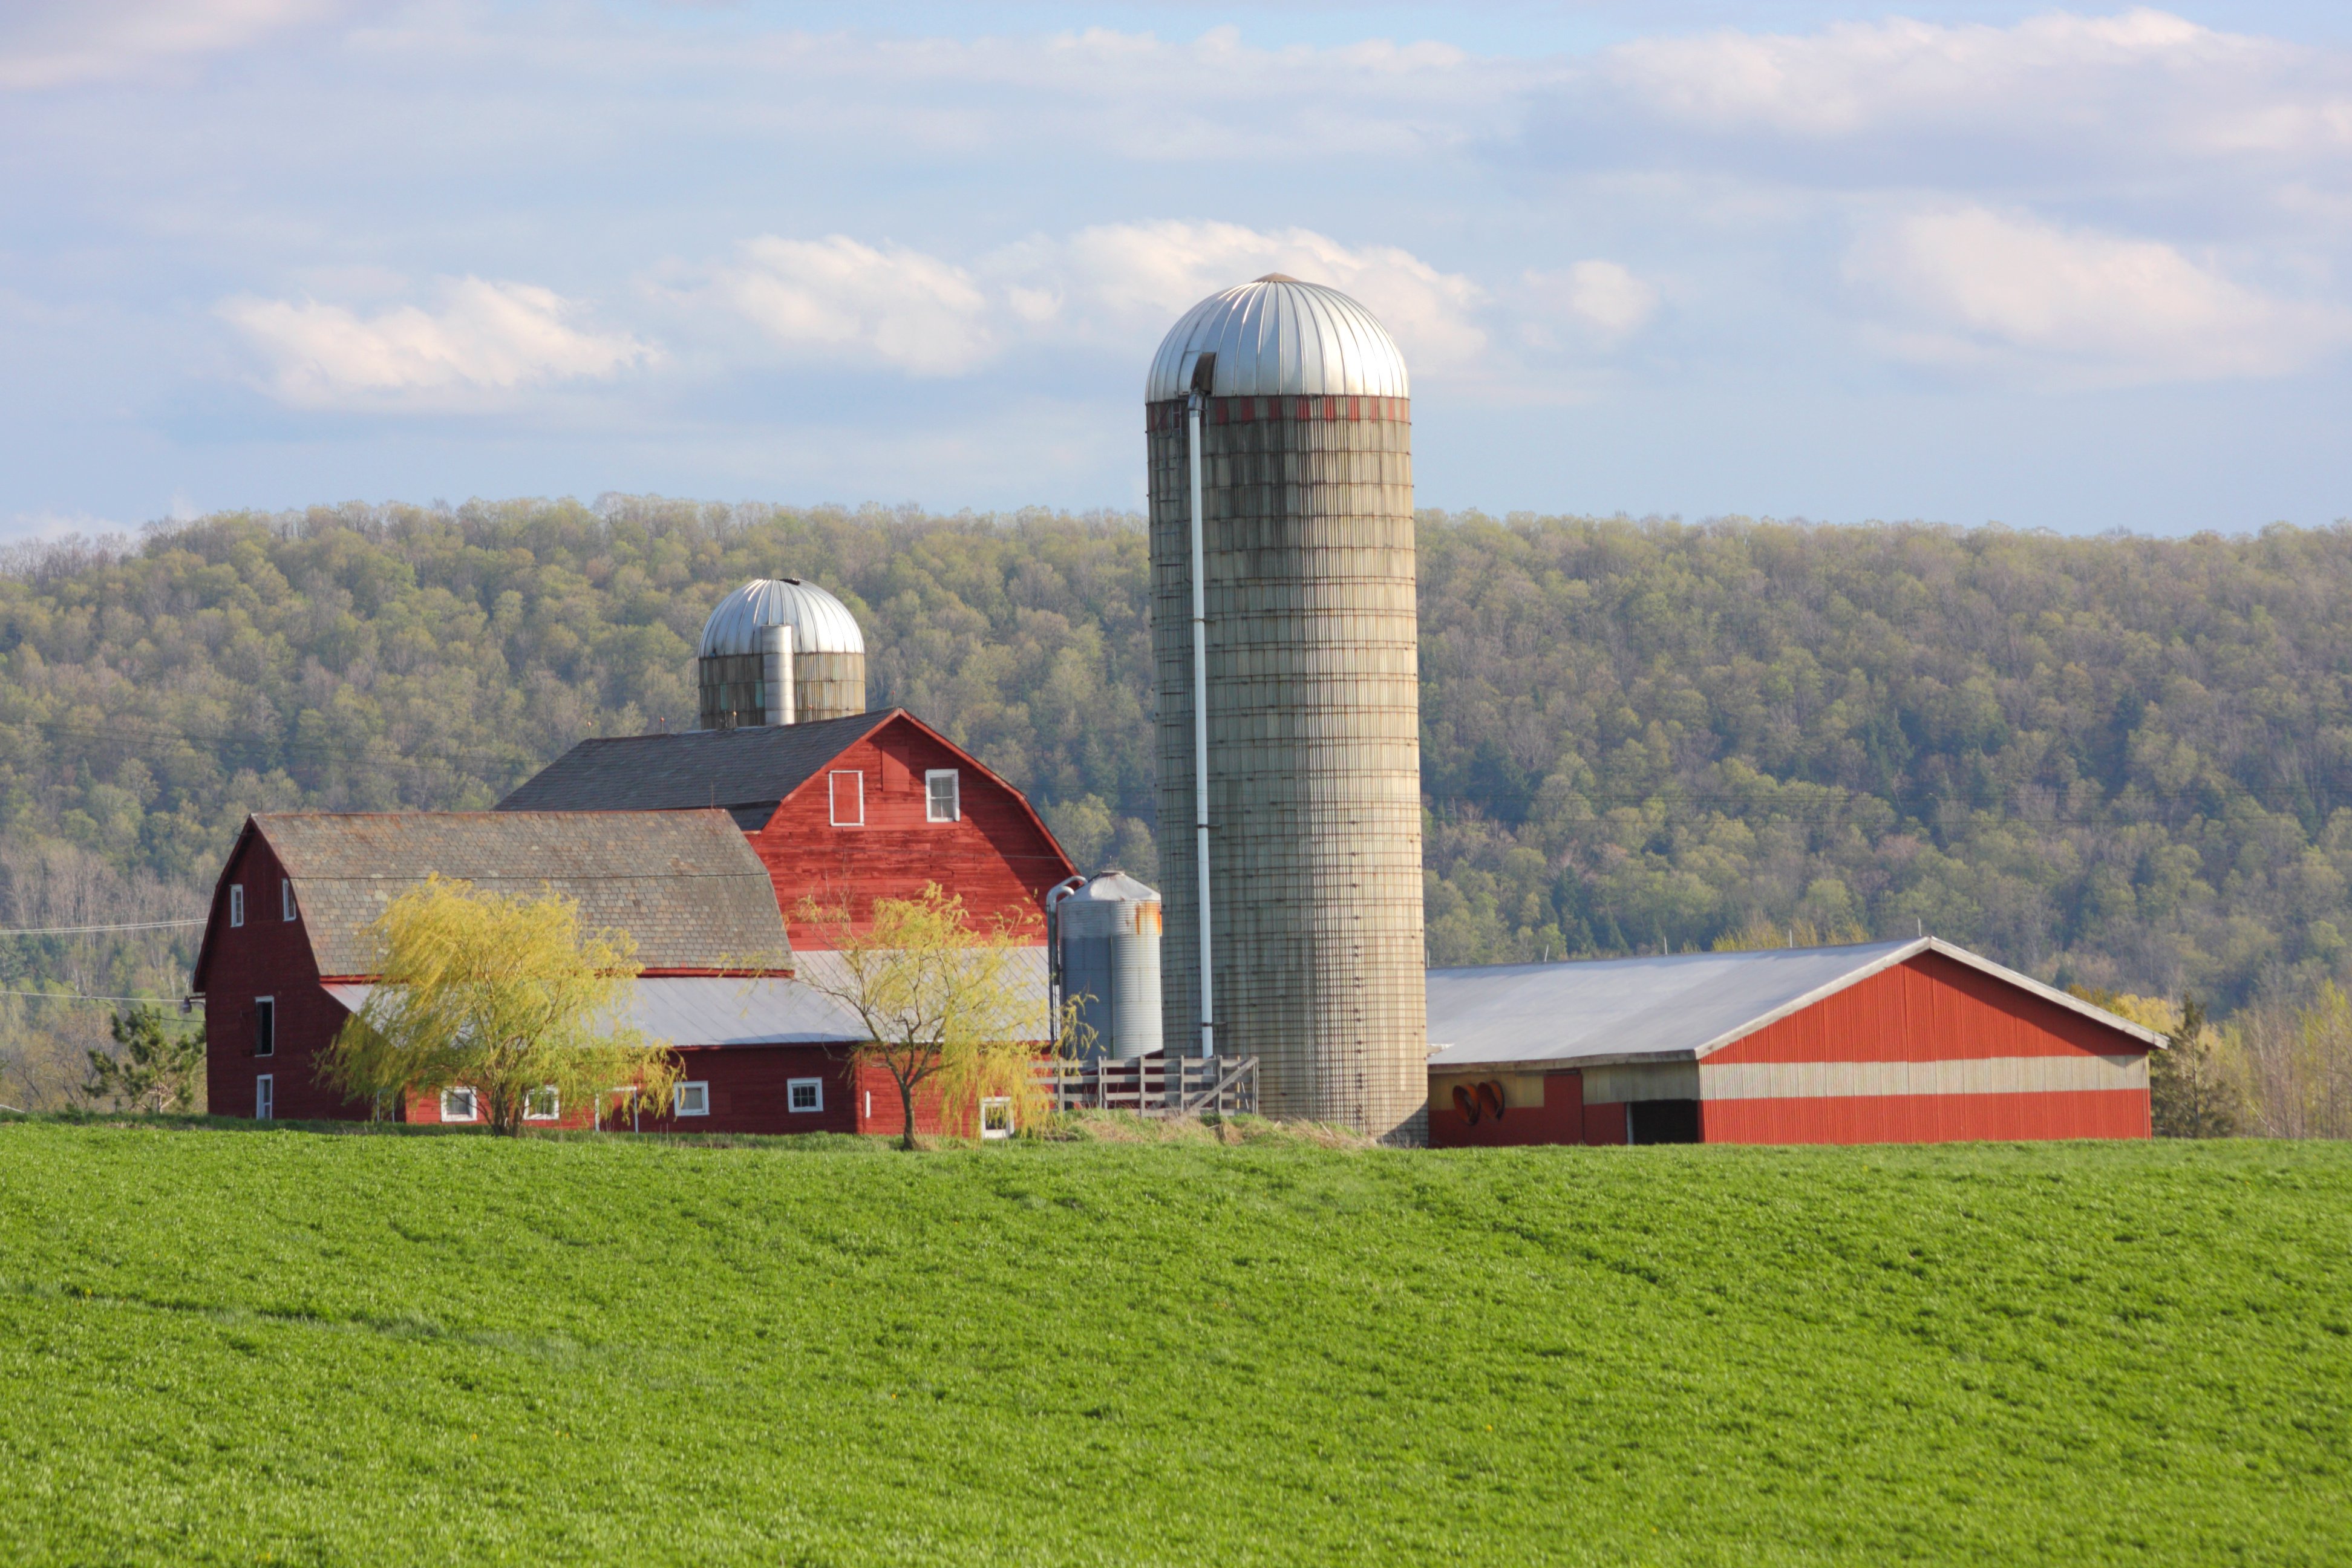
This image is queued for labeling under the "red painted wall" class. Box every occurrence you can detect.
[1708,951,2140,1065]
[1700,1091,2148,1145]
[1582,1102,1628,1146]
[753,716,1074,950]
[1428,1071,1584,1148]
[1702,952,2151,1145]
[199,834,369,1123]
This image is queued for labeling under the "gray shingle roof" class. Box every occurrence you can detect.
[1425,937,2162,1070]
[255,810,791,978]
[494,711,890,824]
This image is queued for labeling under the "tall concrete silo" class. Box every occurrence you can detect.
[696,577,867,729]
[1145,275,1427,1143]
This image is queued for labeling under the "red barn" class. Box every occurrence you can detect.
[194,708,1071,1135]
[1427,938,2162,1148]
[494,708,1076,950]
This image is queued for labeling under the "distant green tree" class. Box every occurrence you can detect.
[2151,995,2240,1139]
[83,1004,204,1114]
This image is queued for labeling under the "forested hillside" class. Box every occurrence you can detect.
[5,498,2351,1104]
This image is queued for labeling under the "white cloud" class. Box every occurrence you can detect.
[219,277,652,407]
[1044,220,1492,373]
[702,236,995,377]
[1845,206,2352,384]
[1592,8,2352,158]
[1518,261,1659,343]
[0,0,346,90]
[685,221,1493,383]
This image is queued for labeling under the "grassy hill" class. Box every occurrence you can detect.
[2,1120,2346,1565]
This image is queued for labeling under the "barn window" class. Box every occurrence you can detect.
[675,1082,710,1117]
[926,769,960,823]
[524,1086,561,1121]
[255,1074,274,1121]
[253,997,275,1058]
[788,1077,823,1113]
[229,885,244,927]
[979,1096,1014,1140]
[829,769,864,827]
[440,1086,478,1123]
[281,880,297,921]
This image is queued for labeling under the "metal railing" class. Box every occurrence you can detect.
[1036,1055,1257,1119]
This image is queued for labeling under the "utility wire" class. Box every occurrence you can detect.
[0,989,200,1008]
[0,919,204,936]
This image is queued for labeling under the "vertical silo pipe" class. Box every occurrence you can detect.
[1187,381,1215,1060]
[760,624,795,727]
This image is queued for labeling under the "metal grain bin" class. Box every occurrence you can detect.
[696,577,867,728]
[1050,871,1164,1062]
[1145,275,1428,1143]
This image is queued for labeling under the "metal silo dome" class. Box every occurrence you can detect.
[694,577,867,729]
[1146,274,1410,402]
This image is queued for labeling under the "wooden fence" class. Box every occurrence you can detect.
[1036,1055,1258,1119]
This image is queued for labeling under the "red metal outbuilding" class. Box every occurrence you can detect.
[1427,938,2161,1149]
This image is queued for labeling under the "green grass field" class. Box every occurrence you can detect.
[1,1119,2346,1566]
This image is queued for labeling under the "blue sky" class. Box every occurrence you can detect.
[4,2,2349,538]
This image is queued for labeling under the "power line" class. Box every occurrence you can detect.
[0,919,204,936]
[0,989,200,1009]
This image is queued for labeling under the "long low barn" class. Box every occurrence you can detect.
[1426,938,2163,1148]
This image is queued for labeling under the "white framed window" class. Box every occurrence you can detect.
[524,1086,561,1122]
[281,880,297,921]
[675,1081,710,1117]
[788,1077,823,1113]
[255,1074,274,1120]
[926,769,960,823]
[440,1086,479,1123]
[253,996,275,1059]
[229,885,244,927]
[979,1096,1014,1140]
[829,769,864,827]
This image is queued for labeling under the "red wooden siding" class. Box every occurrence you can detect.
[753,716,1074,950]
[200,835,370,1123]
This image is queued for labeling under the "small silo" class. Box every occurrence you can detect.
[1049,871,1165,1061]
[1145,273,1427,1143]
[696,577,867,729]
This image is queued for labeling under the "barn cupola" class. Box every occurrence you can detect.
[695,577,867,730]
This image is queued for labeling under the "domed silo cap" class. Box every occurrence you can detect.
[1146,275,1410,402]
[697,578,865,658]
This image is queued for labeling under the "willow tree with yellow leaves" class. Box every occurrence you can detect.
[796,884,1068,1150]
[318,875,679,1134]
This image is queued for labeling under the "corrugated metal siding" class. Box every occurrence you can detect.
[1697,954,2152,1145]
